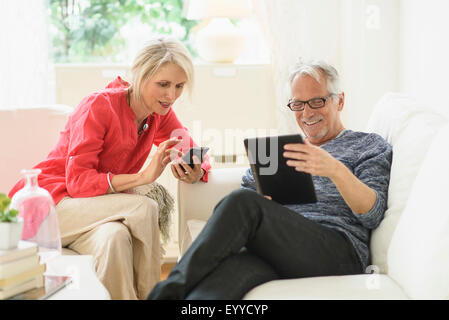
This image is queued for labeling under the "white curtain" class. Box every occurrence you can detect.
[251,0,341,134]
[0,0,52,109]
[251,0,400,133]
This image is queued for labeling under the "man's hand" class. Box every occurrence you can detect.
[283,139,340,179]
[284,138,376,215]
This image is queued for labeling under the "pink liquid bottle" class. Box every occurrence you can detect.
[10,169,61,264]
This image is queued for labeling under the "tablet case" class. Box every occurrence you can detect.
[244,134,317,205]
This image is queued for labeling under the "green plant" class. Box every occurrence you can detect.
[47,0,198,63]
[0,193,19,223]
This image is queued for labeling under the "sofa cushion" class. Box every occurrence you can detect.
[243,274,408,300]
[178,167,247,254]
[365,93,447,274]
[388,124,449,300]
[180,219,207,256]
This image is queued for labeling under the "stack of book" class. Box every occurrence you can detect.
[0,240,45,300]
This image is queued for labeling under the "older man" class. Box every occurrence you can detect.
[148,60,392,300]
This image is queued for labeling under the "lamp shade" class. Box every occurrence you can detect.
[185,0,251,20]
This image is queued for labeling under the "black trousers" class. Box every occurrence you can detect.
[148,189,363,300]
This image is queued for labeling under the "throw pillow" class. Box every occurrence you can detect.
[388,124,449,299]
[365,93,447,274]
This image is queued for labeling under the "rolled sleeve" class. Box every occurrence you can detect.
[200,155,211,182]
[240,167,257,192]
[352,189,387,229]
[352,135,392,229]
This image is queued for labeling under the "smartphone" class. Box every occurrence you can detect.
[181,147,210,168]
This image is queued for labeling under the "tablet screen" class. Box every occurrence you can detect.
[244,134,317,205]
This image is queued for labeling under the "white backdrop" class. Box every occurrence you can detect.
[0,0,53,109]
[252,0,401,133]
[252,0,341,134]
[400,0,449,118]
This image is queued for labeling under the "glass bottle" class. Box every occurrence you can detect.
[10,169,61,264]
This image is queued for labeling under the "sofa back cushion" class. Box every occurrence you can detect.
[387,124,449,299]
[0,105,72,192]
[365,93,447,274]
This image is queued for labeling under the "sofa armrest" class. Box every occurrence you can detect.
[0,105,72,192]
[178,167,248,252]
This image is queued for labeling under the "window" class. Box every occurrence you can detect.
[47,0,199,63]
[47,0,269,64]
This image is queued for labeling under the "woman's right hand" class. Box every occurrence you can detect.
[140,137,182,184]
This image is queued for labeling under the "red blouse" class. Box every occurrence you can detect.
[9,77,211,205]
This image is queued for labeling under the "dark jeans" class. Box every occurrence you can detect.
[148,189,363,300]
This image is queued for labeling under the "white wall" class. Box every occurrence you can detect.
[399,0,449,117]
[339,0,400,131]
[0,0,53,109]
[253,0,402,133]
[326,0,449,130]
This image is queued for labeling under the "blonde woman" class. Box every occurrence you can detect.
[9,37,211,299]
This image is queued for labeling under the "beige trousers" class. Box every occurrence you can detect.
[56,188,161,300]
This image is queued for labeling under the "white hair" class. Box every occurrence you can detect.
[289,59,342,96]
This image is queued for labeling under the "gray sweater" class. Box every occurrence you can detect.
[240,130,393,270]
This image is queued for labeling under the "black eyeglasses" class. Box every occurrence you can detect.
[287,94,335,111]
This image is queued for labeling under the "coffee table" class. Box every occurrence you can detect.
[45,255,110,300]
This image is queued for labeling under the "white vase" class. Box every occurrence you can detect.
[0,218,24,250]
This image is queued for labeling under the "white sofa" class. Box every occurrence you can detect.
[178,93,449,299]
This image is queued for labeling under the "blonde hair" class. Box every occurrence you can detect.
[130,36,194,103]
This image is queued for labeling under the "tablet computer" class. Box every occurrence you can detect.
[244,134,317,205]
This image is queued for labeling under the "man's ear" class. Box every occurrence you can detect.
[337,92,345,111]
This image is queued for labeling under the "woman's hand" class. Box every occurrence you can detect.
[283,139,340,179]
[140,137,182,184]
[170,155,204,184]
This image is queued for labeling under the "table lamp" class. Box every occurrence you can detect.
[184,0,252,63]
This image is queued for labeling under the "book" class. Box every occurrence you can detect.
[9,275,72,300]
[0,241,38,265]
[0,263,46,289]
[0,254,40,279]
[0,274,44,300]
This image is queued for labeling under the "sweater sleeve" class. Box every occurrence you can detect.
[240,167,257,192]
[351,134,393,229]
[153,108,211,182]
[65,94,112,197]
